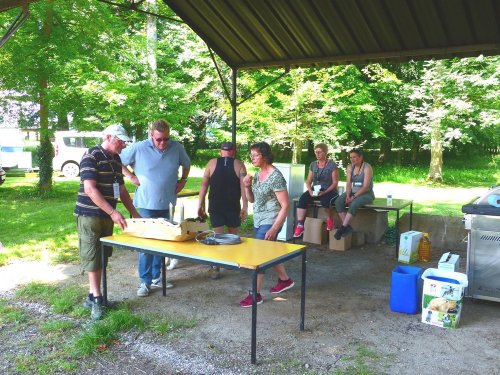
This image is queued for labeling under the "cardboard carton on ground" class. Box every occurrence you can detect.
[329,230,352,251]
[303,217,328,245]
[421,268,468,328]
[438,252,460,272]
[398,231,422,264]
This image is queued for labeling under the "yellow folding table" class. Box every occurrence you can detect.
[100,234,306,364]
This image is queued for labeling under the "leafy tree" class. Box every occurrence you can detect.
[362,62,423,164]
[406,56,500,182]
[0,0,131,191]
[233,65,381,164]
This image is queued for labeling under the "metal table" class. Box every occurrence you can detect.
[100,234,306,364]
[363,198,413,257]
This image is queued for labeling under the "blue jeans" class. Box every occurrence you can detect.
[254,224,273,240]
[138,208,169,285]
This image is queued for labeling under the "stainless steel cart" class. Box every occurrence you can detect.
[462,186,500,302]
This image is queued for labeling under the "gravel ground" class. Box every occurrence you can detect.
[1,241,499,375]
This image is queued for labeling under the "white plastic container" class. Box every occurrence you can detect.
[421,268,468,328]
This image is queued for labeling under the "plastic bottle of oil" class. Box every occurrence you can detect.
[418,232,431,262]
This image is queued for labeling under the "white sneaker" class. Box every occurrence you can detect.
[151,277,174,289]
[137,283,150,297]
[166,258,178,270]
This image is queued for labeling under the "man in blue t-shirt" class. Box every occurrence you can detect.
[121,119,190,297]
[74,124,139,320]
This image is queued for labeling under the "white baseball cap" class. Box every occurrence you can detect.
[103,124,132,142]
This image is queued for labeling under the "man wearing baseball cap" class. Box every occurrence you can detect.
[198,141,248,279]
[74,124,139,320]
[103,124,132,142]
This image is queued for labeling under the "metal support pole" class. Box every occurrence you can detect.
[395,210,400,258]
[251,269,258,364]
[101,243,108,305]
[161,256,166,297]
[409,203,413,230]
[300,250,306,331]
[231,68,237,144]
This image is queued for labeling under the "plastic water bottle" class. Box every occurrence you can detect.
[418,233,431,262]
[386,193,393,206]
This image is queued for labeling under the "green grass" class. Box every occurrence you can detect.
[332,341,390,375]
[0,299,27,325]
[2,282,198,372]
[374,163,499,187]
[40,319,77,333]
[147,312,197,336]
[71,308,145,356]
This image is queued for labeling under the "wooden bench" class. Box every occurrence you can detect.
[292,195,413,257]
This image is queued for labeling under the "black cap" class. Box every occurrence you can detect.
[220,142,235,151]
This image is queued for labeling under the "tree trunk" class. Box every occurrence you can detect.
[428,123,443,182]
[411,136,420,162]
[378,139,392,164]
[57,111,69,130]
[292,138,302,164]
[38,1,54,194]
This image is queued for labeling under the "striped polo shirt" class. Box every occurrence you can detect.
[74,145,125,217]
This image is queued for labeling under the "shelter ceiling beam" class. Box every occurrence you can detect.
[0,0,29,48]
[237,44,500,70]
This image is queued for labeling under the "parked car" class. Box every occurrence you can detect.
[52,131,103,178]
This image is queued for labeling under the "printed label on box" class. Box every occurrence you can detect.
[421,268,468,329]
[398,231,422,264]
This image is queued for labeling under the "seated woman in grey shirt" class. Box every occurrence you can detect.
[334,148,374,240]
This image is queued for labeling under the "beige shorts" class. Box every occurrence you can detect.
[77,216,114,272]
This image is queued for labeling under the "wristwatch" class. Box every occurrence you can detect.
[179,177,188,182]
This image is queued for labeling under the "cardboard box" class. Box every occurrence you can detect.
[421,268,468,328]
[329,230,352,251]
[398,231,422,264]
[303,217,327,245]
[124,218,209,242]
[438,252,460,272]
[351,231,365,247]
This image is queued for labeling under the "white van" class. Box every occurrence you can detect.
[52,131,103,178]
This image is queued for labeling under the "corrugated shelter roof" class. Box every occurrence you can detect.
[0,0,40,11]
[163,0,500,69]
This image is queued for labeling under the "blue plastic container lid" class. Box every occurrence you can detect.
[393,265,422,275]
[426,275,460,284]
